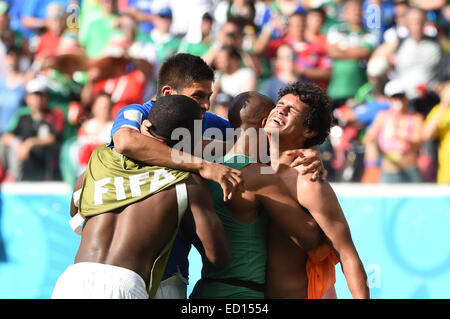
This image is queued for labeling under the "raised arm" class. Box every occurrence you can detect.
[181,174,231,268]
[296,176,369,299]
[111,105,243,201]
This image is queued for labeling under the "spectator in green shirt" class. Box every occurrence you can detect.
[177,12,214,58]
[79,0,119,58]
[326,0,378,109]
[139,6,180,65]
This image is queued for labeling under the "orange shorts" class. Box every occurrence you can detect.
[306,243,339,299]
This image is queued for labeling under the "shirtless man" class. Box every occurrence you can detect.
[264,82,369,298]
[190,92,323,299]
[52,95,231,299]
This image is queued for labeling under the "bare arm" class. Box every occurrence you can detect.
[70,173,85,217]
[297,177,369,298]
[327,44,372,60]
[114,126,243,201]
[181,174,231,268]
[423,104,448,141]
[363,111,386,165]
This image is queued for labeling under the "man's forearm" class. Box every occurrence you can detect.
[340,252,370,299]
[114,128,206,172]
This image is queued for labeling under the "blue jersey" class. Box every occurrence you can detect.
[109,100,230,147]
[109,100,230,281]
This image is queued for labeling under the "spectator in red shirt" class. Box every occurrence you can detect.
[34,3,66,65]
[265,11,332,89]
[81,34,146,119]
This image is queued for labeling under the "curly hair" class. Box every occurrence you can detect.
[277,82,332,148]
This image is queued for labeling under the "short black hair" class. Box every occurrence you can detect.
[307,7,326,20]
[278,82,332,148]
[228,91,274,129]
[156,53,215,97]
[148,95,202,147]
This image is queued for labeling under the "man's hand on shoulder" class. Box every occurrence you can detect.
[284,148,328,182]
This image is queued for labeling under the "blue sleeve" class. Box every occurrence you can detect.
[107,102,152,147]
[354,101,390,126]
[202,112,230,141]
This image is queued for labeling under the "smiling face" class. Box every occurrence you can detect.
[264,93,314,145]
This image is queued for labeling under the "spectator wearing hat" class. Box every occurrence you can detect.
[0,77,65,181]
[139,6,180,65]
[363,79,424,183]
[81,33,147,119]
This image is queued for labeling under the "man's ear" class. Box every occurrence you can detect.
[303,128,318,140]
[261,116,268,128]
[160,85,175,97]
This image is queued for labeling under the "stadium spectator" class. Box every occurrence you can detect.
[211,92,233,120]
[139,6,180,65]
[363,79,424,183]
[377,6,442,100]
[21,0,73,41]
[422,83,450,184]
[203,17,244,65]
[0,2,27,77]
[260,9,332,89]
[0,0,448,186]
[127,0,155,34]
[79,0,119,58]
[0,46,26,137]
[0,77,65,181]
[73,92,114,175]
[81,34,146,119]
[212,45,257,100]
[326,0,378,110]
[260,43,300,103]
[178,12,214,57]
[34,3,67,64]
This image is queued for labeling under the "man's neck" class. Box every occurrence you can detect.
[225,126,263,163]
[268,134,304,170]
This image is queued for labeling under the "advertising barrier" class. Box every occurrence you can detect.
[0,182,449,299]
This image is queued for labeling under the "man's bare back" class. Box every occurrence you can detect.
[74,174,229,290]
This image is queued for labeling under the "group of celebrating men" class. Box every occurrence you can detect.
[50,53,369,299]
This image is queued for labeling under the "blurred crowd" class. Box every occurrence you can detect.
[0,0,448,186]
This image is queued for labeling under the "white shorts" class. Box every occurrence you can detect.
[154,268,188,299]
[51,262,149,299]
